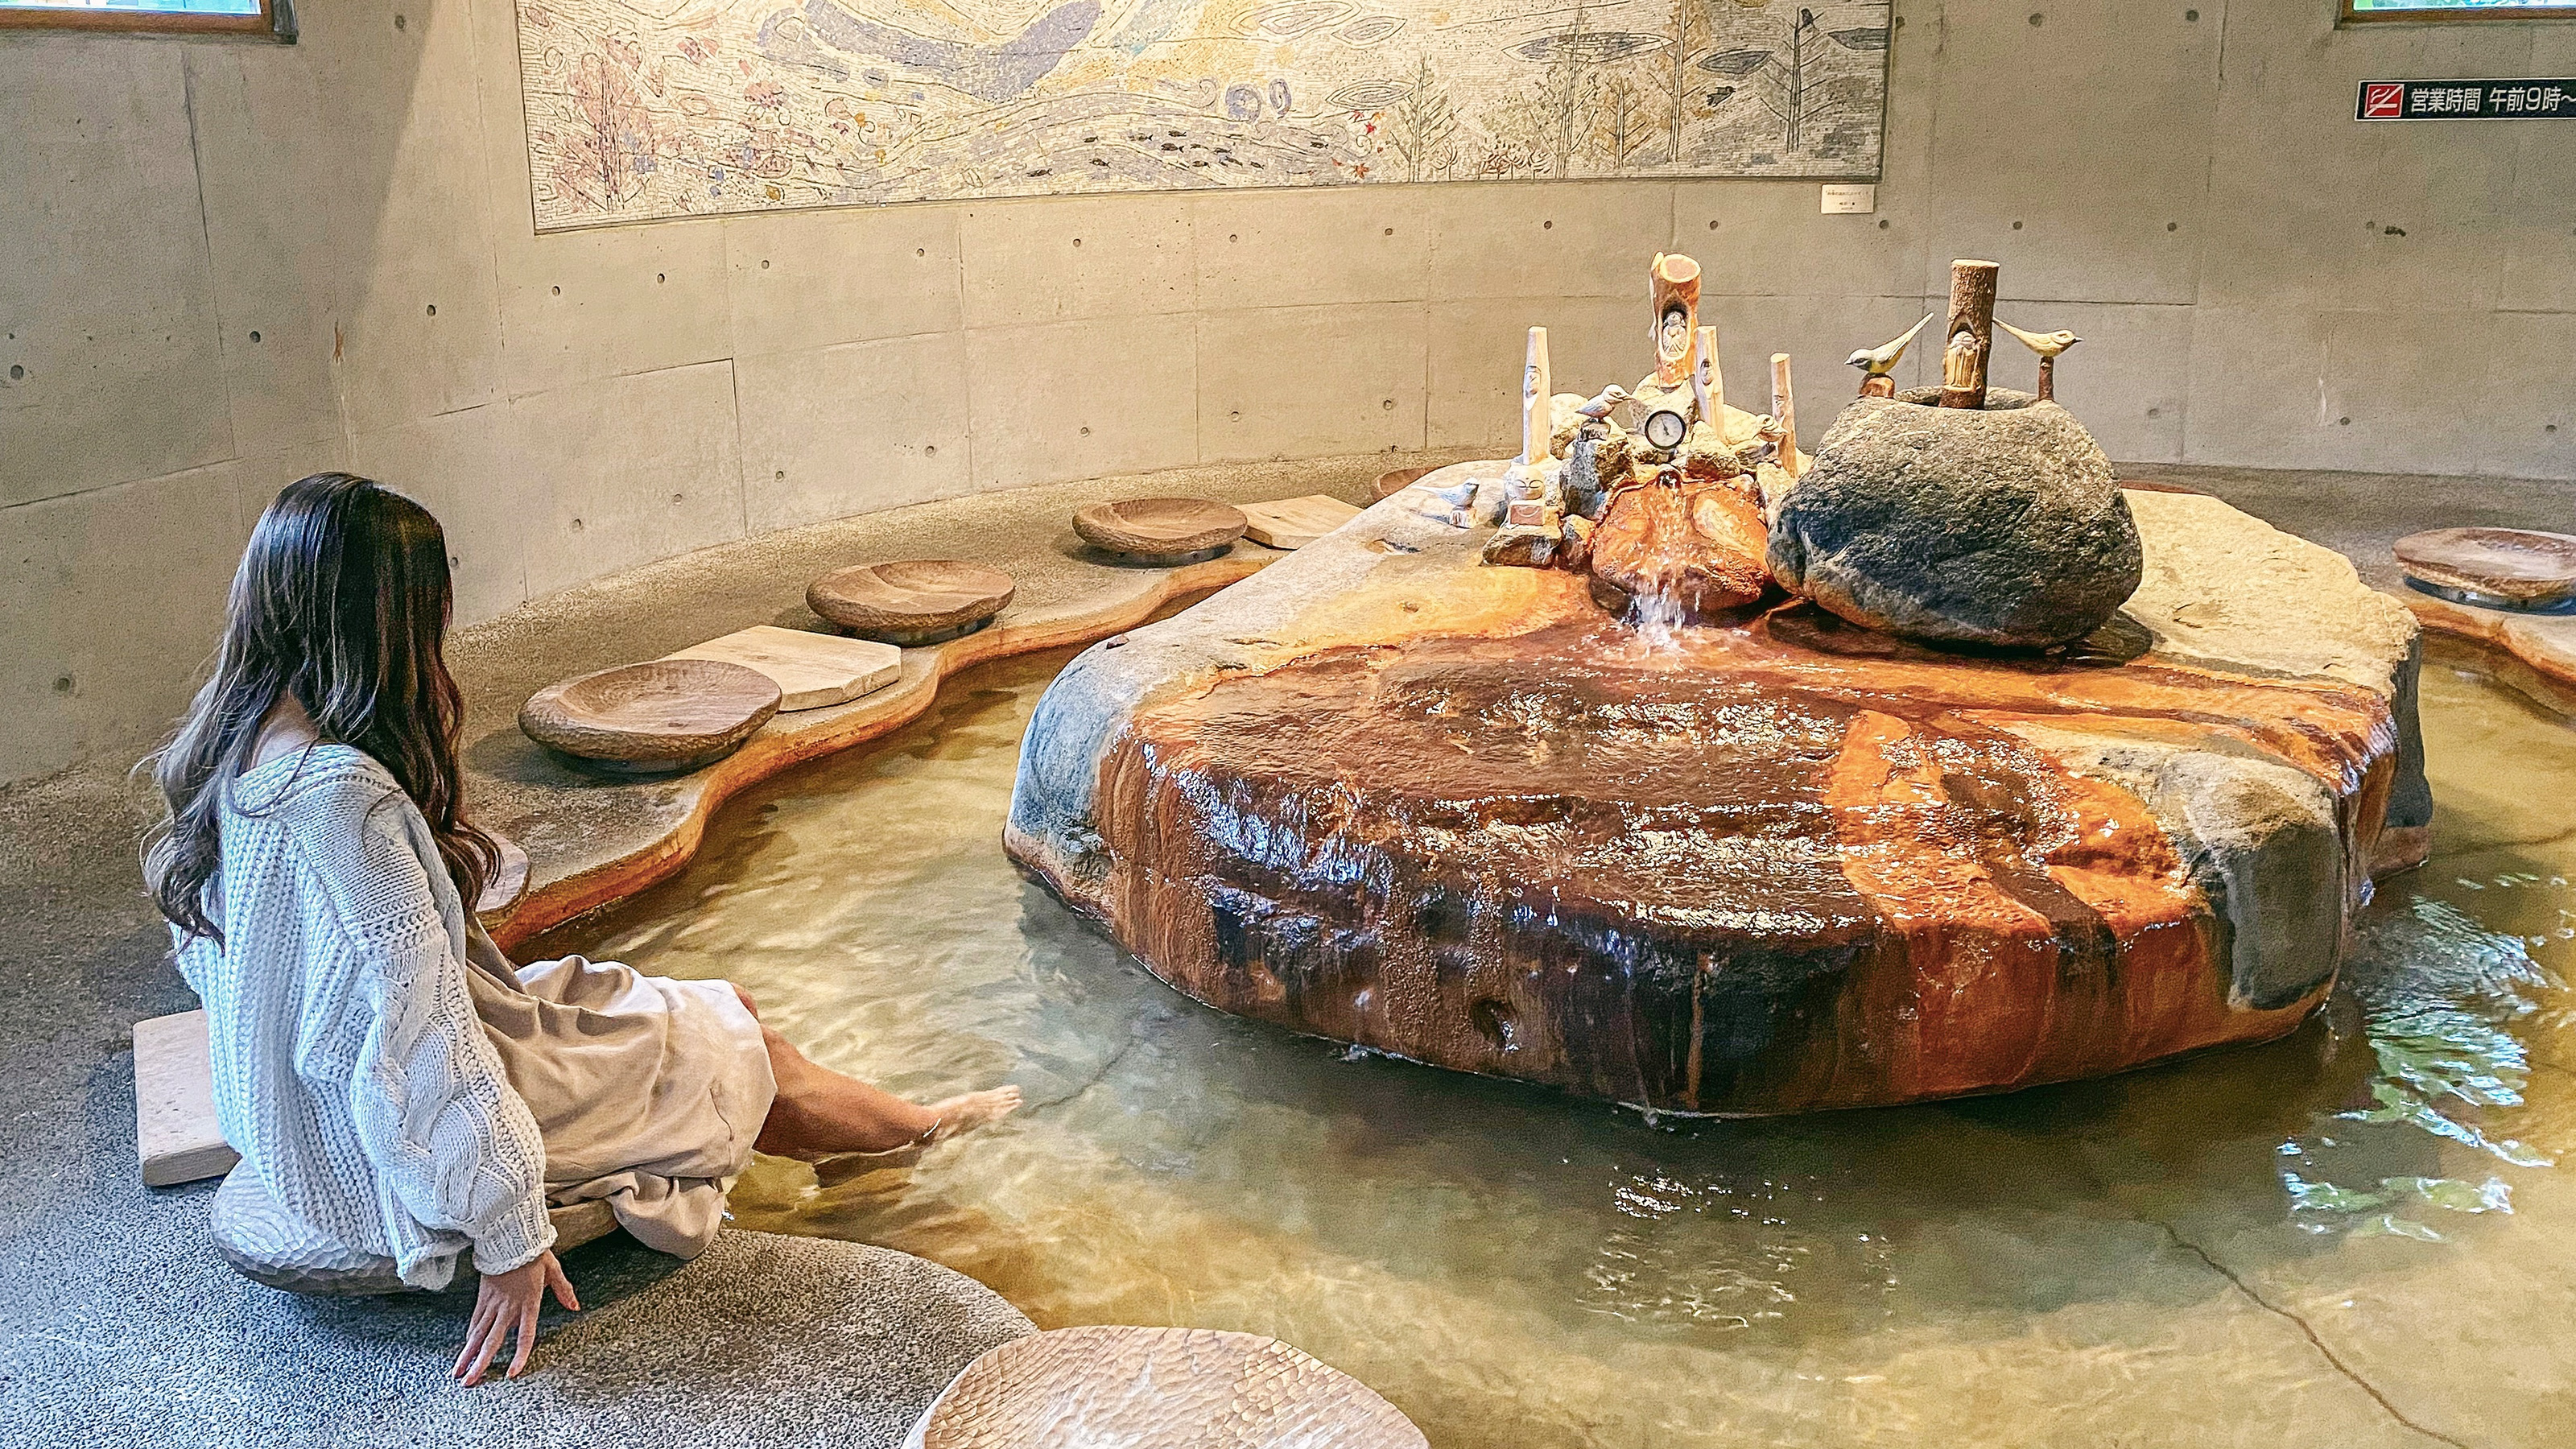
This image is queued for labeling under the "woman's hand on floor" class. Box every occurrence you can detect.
[452,1249,580,1385]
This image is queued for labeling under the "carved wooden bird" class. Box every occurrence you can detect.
[1573,384,1633,422]
[1996,320,2082,402]
[1846,312,1934,397]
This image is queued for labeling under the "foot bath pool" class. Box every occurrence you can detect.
[530,634,2574,1448]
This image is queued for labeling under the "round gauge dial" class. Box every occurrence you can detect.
[1642,408,1689,450]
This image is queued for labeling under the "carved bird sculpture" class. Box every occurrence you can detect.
[1846,312,1935,398]
[1997,320,2082,402]
[1566,386,1628,420]
[1574,384,1633,423]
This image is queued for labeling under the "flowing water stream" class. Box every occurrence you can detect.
[534,632,2574,1447]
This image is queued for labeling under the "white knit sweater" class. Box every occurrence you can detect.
[172,745,554,1290]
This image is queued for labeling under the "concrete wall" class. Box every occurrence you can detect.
[4,0,2571,783]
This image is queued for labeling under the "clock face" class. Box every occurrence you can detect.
[1643,408,1689,449]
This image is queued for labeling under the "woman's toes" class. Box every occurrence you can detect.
[929,1086,1023,1140]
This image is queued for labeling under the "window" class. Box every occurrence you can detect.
[0,0,292,37]
[2342,0,2576,22]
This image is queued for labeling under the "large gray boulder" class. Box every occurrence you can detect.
[1770,389,2142,647]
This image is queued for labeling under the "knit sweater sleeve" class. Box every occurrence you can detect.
[290,775,555,1276]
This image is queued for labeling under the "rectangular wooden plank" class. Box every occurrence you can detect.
[137,1009,237,1188]
[1240,494,1364,550]
[665,625,902,711]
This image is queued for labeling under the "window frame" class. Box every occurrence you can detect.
[0,0,293,39]
[2339,0,2576,23]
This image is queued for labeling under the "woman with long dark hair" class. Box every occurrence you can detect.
[149,473,1018,1385]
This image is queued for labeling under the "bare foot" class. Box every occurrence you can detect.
[925,1085,1023,1142]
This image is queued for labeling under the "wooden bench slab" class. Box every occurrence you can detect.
[1240,494,1364,550]
[666,625,902,711]
[137,1010,237,1188]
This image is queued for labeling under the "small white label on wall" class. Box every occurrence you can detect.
[1821,184,1876,214]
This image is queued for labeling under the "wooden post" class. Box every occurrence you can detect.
[1938,259,2000,410]
[2036,354,2057,404]
[1520,326,1551,465]
[1650,254,1702,386]
[1691,324,1722,423]
[1770,353,1799,479]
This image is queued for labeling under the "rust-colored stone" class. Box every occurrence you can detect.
[1005,479,2424,1118]
[1083,598,2391,1115]
[1587,476,1772,622]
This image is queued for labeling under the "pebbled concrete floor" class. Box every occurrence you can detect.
[0,456,2568,1446]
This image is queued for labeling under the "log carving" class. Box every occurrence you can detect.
[1938,258,2000,410]
[1649,253,1702,386]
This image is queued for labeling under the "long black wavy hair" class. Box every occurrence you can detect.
[147,473,497,941]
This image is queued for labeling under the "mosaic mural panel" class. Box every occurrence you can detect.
[516,0,1890,229]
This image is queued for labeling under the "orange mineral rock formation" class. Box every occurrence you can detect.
[1587,471,1773,623]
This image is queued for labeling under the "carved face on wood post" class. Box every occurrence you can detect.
[1649,254,1703,386]
[1657,307,1690,374]
[1942,328,1984,390]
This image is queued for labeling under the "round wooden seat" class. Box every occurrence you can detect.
[807,559,1016,645]
[2396,527,2576,610]
[1373,464,1441,501]
[1072,497,1247,564]
[903,1326,1426,1449]
[518,659,781,774]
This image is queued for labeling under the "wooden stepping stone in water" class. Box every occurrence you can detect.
[518,658,780,774]
[1072,497,1247,564]
[666,624,901,709]
[903,1325,1426,1449]
[2396,527,2576,609]
[807,559,1016,646]
[1241,494,1364,550]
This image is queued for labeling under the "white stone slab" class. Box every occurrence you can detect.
[137,1009,236,1188]
[1239,494,1364,551]
[665,625,901,711]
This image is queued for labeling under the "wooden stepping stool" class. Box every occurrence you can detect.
[1072,497,1247,565]
[519,658,781,774]
[1240,494,1364,550]
[903,1325,1426,1449]
[807,560,1016,646]
[2396,527,2576,610]
[666,625,901,709]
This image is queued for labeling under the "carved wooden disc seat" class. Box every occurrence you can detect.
[2395,527,2576,610]
[1073,497,1248,564]
[807,559,1018,645]
[518,659,781,774]
[903,1326,1426,1449]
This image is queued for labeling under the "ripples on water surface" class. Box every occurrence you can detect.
[540,634,2575,1447]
